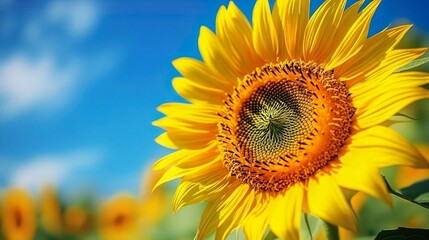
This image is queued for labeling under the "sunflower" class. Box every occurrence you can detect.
[140,170,168,229]
[64,205,91,235]
[98,193,140,240]
[39,186,63,236]
[1,188,36,240]
[152,0,429,239]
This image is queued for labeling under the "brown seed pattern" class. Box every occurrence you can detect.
[217,60,355,192]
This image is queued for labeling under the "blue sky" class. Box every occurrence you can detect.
[0,0,428,198]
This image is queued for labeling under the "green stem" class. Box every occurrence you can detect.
[324,221,339,240]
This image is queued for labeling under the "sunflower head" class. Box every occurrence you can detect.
[218,60,355,192]
[39,186,63,236]
[153,0,429,239]
[98,193,140,240]
[64,205,91,235]
[1,188,36,240]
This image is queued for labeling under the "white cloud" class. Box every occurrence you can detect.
[0,54,78,119]
[9,150,102,191]
[46,0,99,38]
[0,0,107,120]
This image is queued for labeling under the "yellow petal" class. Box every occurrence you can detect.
[351,71,429,128]
[156,102,221,125]
[348,48,427,87]
[152,143,218,171]
[215,2,264,75]
[333,152,392,206]
[152,149,186,170]
[252,0,279,62]
[173,57,233,92]
[153,155,220,190]
[198,26,240,82]
[355,87,429,128]
[269,183,303,240]
[172,162,229,212]
[172,77,226,105]
[277,0,309,59]
[154,132,178,149]
[242,195,270,240]
[195,182,253,240]
[336,25,412,81]
[349,126,429,168]
[215,186,255,240]
[154,127,216,150]
[307,174,356,231]
[271,2,288,60]
[303,0,346,63]
[352,71,429,98]
[326,0,381,69]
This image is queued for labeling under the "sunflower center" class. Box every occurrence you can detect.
[218,60,355,192]
[13,208,23,228]
[113,214,126,226]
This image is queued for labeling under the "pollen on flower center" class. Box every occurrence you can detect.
[217,60,356,192]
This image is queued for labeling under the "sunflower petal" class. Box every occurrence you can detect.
[307,174,356,231]
[215,2,264,75]
[154,132,179,149]
[215,185,255,240]
[355,87,429,128]
[333,153,392,206]
[242,195,270,240]
[173,57,233,92]
[198,26,240,82]
[195,182,253,240]
[326,0,380,69]
[172,163,229,212]
[153,143,218,172]
[156,102,221,125]
[269,183,303,240]
[350,126,429,168]
[352,71,429,128]
[277,0,309,59]
[271,2,287,60]
[336,25,412,81]
[252,0,279,62]
[154,128,216,150]
[303,0,346,63]
[347,48,427,87]
[172,77,226,105]
[153,155,220,190]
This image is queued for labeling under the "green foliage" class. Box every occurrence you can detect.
[374,227,429,240]
[400,179,429,201]
[395,57,429,73]
[384,177,429,209]
[263,231,278,240]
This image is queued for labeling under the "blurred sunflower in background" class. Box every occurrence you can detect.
[1,188,36,240]
[153,0,429,239]
[39,186,63,237]
[64,205,92,237]
[140,170,169,231]
[98,193,140,240]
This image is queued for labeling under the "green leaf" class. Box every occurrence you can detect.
[395,56,429,72]
[264,231,278,240]
[304,214,313,240]
[383,177,429,209]
[400,179,429,200]
[323,221,339,240]
[374,227,429,240]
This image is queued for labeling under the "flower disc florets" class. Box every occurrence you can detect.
[218,60,356,192]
